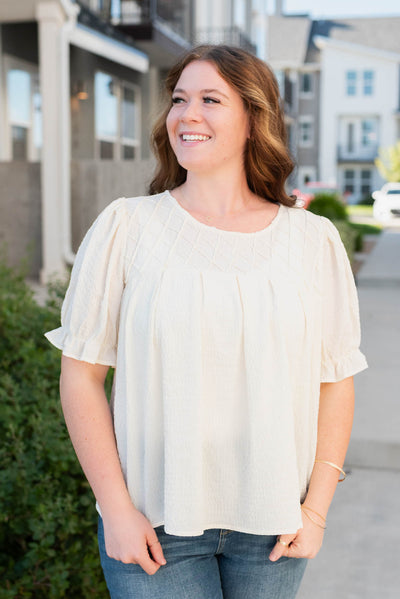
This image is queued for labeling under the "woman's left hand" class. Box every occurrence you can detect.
[268,511,325,562]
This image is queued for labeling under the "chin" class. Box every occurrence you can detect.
[176,157,215,173]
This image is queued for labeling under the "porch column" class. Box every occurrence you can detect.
[36,1,70,282]
[0,26,5,160]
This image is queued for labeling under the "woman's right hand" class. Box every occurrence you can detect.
[102,505,167,575]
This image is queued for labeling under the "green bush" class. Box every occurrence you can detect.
[307,193,348,221]
[357,194,374,206]
[307,193,365,262]
[330,220,359,264]
[0,258,108,598]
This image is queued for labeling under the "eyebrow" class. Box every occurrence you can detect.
[173,87,229,99]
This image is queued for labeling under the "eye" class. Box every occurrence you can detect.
[171,96,185,104]
[203,96,220,104]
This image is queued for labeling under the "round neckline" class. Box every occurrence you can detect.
[165,190,284,236]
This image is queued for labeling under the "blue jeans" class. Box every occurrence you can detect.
[98,518,307,598]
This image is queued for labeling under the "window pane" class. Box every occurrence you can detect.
[344,169,355,193]
[300,121,312,143]
[8,69,31,125]
[301,73,312,93]
[122,86,136,140]
[32,76,42,153]
[361,120,377,146]
[363,70,374,95]
[100,140,114,159]
[361,184,371,194]
[12,125,28,160]
[95,72,118,139]
[123,145,135,160]
[346,71,357,96]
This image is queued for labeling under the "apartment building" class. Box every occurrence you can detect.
[267,14,400,201]
[0,0,264,281]
[0,0,153,280]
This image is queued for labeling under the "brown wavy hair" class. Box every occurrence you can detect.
[149,44,295,207]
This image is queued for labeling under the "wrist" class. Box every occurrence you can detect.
[301,504,327,529]
[98,490,137,521]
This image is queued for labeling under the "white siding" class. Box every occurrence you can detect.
[318,41,400,187]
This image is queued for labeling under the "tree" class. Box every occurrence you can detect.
[375,141,400,182]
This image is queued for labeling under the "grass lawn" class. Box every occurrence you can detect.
[346,205,373,217]
[346,204,382,235]
[350,222,382,236]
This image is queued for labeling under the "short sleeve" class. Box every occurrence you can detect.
[45,198,129,367]
[319,217,368,382]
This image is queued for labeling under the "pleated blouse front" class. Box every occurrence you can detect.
[45,191,367,536]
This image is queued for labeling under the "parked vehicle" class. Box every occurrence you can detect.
[292,182,341,208]
[372,183,400,221]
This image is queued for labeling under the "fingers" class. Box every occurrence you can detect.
[270,521,325,561]
[134,531,166,575]
[103,514,167,575]
[138,549,162,576]
[269,535,293,562]
[148,537,167,567]
[127,540,165,576]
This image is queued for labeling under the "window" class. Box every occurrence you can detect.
[95,72,118,159]
[297,166,317,188]
[121,84,138,159]
[5,58,42,161]
[346,70,374,96]
[95,71,140,160]
[363,70,374,96]
[361,119,376,146]
[346,71,357,96]
[298,117,313,147]
[344,169,355,193]
[347,123,355,153]
[300,72,313,96]
[361,169,372,195]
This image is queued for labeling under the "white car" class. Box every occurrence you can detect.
[372,183,400,221]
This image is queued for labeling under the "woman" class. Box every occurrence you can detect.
[46,45,367,598]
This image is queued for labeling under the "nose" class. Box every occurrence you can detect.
[180,99,202,122]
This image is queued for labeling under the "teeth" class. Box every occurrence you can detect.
[182,134,210,141]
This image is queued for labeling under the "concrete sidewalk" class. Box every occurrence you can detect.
[297,229,400,599]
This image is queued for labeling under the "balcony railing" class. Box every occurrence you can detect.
[194,26,256,54]
[112,0,192,41]
[337,143,379,163]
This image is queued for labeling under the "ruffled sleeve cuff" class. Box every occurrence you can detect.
[321,348,368,383]
[45,327,117,368]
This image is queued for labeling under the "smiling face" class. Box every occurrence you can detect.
[166,60,250,177]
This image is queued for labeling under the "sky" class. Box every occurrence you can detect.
[275,0,400,18]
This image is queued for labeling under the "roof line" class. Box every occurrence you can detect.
[314,35,400,62]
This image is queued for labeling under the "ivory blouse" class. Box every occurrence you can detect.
[46,191,367,536]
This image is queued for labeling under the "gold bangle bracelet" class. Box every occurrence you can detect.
[315,459,347,482]
[301,507,327,530]
[301,505,327,524]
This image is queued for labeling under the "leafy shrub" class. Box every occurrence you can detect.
[307,193,365,262]
[0,258,108,598]
[330,220,358,264]
[307,193,348,221]
[357,194,374,206]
